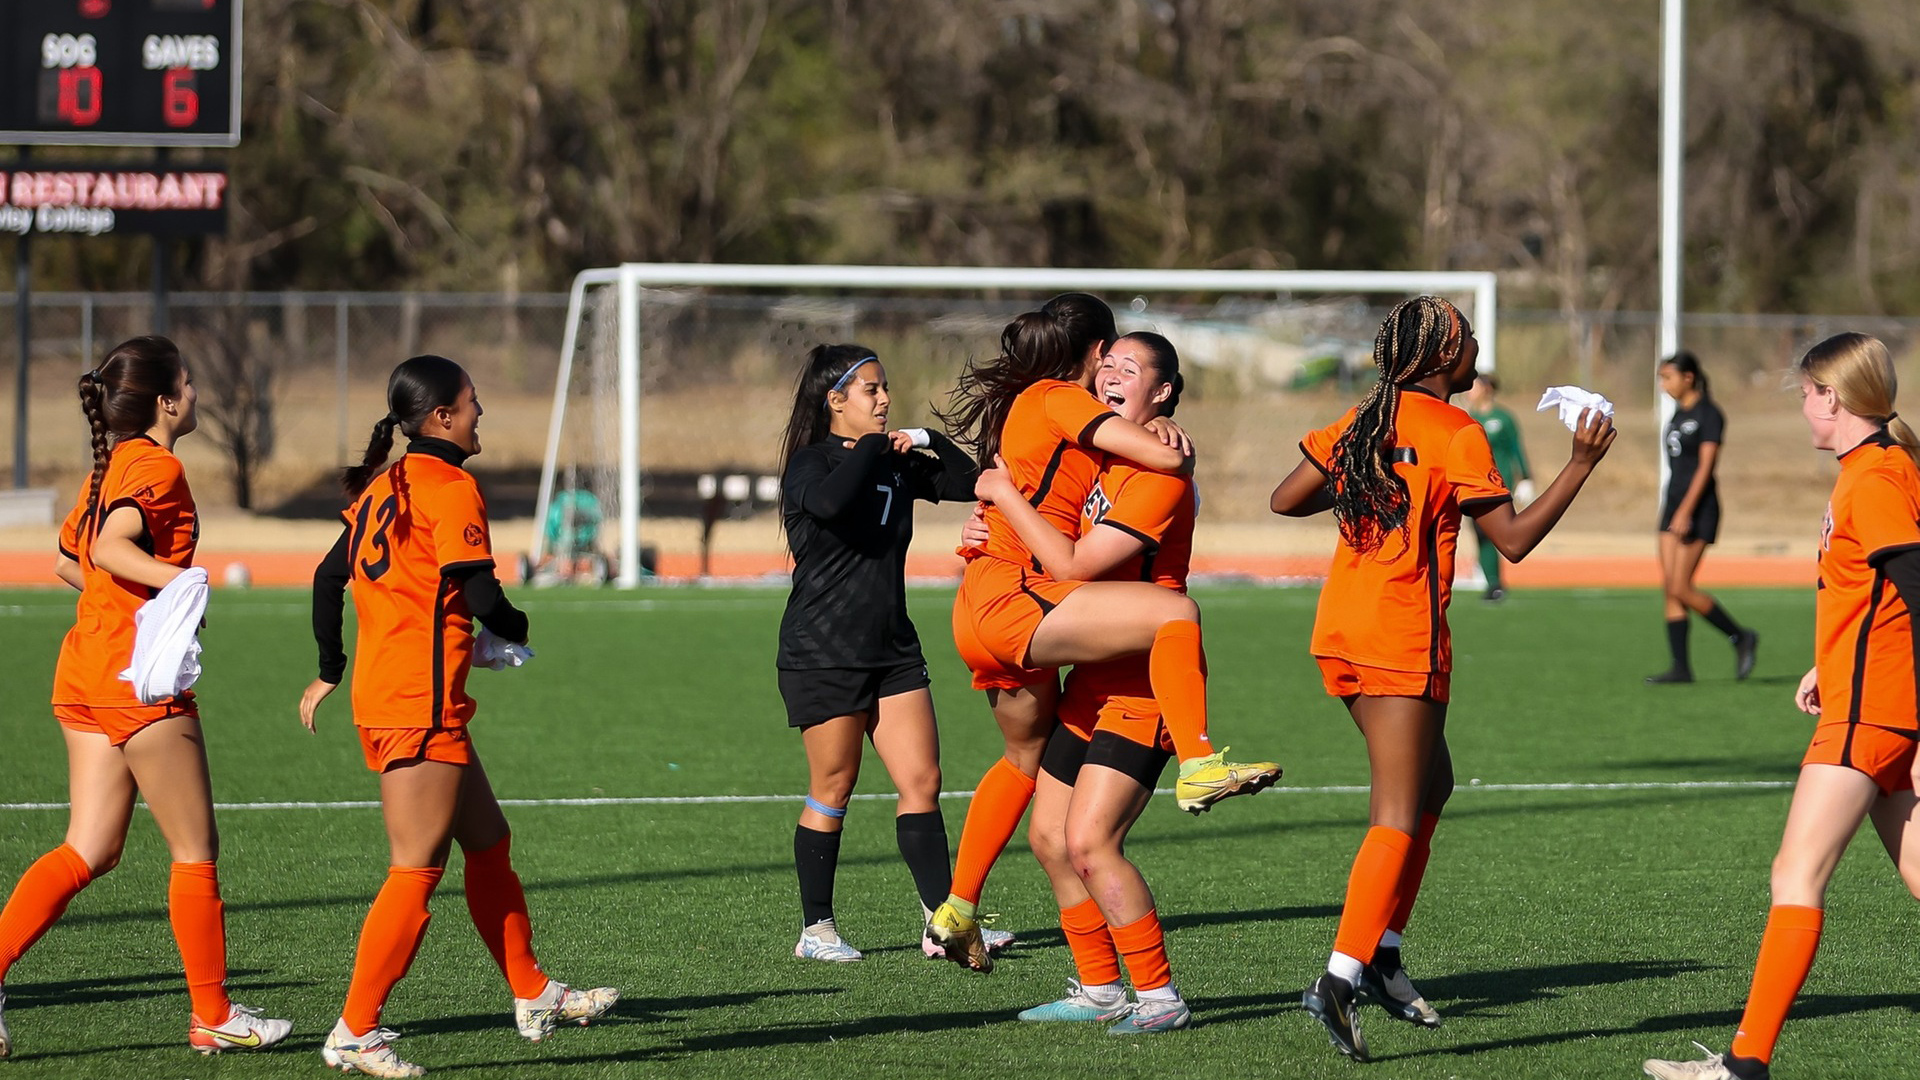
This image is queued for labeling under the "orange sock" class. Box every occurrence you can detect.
[1331,826,1413,964]
[1387,813,1441,936]
[169,862,231,1022]
[1059,898,1122,987]
[1729,905,1824,1063]
[463,835,548,999]
[0,844,93,981]
[1109,908,1172,992]
[949,759,1036,906]
[1148,621,1212,762]
[342,867,444,1036]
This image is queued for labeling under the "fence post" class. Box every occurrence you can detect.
[336,296,350,466]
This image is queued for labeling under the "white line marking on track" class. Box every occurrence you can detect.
[0,778,1794,813]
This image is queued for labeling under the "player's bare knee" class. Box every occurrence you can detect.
[71,841,122,877]
[811,774,857,808]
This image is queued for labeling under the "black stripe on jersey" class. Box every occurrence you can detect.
[1299,441,1328,475]
[1846,569,1889,744]
[1077,411,1117,446]
[1866,542,1920,568]
[1390,447,1419,465]
[1459,495,1513,512]
[1099,520,1159,548]
[440,558,494,575]
[1029,441,1072,509]
[1017,570,1058,616]
[1425,515,1443,673]
[431,575,456,730]
[57,542,77,562]
[103,496,156,554]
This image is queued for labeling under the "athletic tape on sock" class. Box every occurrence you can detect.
[805,796,848,819]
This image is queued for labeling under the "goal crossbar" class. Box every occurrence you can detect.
[535,263,1498,586]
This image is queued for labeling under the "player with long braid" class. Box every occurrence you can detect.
[0,337,292,1058]
[1271,297,1615,1060]
[929,295,1280,971]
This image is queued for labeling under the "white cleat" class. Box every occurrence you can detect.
[514,979,620,1042]
[1642,1042,1769,1080]
[922,925,1015,959]
[186,1001,292,1054]
[794,919,864,963]
[321,1018,425,1078]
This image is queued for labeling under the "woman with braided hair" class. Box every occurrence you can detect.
[1271,297,1616,1061]
[0,337,292,1058]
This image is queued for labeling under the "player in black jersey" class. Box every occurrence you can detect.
[1649,352,1758,684]
[776,343,990,962]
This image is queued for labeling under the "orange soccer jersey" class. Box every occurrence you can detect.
[1057,461,1196,748]
[343,449,498,730]
[52,435,199,710]
[1810,431,1920,744]
[976,379,1113,572]
[1301,387,1510,677]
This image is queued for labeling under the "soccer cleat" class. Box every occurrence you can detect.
[1017,980,1133,1022]
[1484,587,1507,604]
[1,984,10,1060]
[322,1019,424,1078]
[1358,955,1442,1028]
[1643,1042,1772,1080]
[514,979,620,1041]
[1734,630,1760,680]
[1302,972,1369,1061]
[793,920,864,963]
[1107,996,1190,1035]
[923,925,1015,960]
[1645,668,1694,685]
[186,1002,293,1055]
[1174,749,1282,814]
[926,901,992,972]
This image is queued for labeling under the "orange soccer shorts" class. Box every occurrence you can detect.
[358,726,476,774]
[55,695,199,747]
[1802,721,1917,795]
[953,557,1084,691]
[1316,657,1450,704]
[1058,676,1174,752]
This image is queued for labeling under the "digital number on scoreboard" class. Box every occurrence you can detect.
[1,0,241,148]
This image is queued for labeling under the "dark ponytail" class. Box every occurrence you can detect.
[778,344,879,480]
[78,336,184,528]
[1329,296,1465,553]
[937,292,1118,464]
[342,354,470,497]
[1661,351,1710,399]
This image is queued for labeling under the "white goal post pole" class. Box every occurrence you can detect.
[540,263,1495,588]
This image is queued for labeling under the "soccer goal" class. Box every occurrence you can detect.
[534,264,1498,587]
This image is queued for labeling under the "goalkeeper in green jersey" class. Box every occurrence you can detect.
[1463,373,1532,601]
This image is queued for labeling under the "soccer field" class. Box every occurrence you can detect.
[1,585,1914,1079]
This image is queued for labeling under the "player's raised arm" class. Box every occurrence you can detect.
[1466,406,1616,562]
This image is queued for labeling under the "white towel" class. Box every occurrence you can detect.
[118,566,209,705]
[1536,386,1616,432]
[474,627,536,671]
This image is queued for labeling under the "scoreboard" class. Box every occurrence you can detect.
[1,0,241,147]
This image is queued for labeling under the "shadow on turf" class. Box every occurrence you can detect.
[4,967,303,1009]
[398,987,835,1040]
[1602,754,1799,778]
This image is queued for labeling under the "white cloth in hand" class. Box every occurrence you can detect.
[1536,386,1616,432]
[475,627,535,671]
[118,566,209,705]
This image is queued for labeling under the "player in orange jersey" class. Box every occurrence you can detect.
[301,356,616,1078]
[0,337,291,1059]
[1643,333,1920,1080]
[927,295,1279,971]
[973,332,1203,1032]
[1271,296,1615,1060]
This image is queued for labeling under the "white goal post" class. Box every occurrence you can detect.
[534,263,1498,587]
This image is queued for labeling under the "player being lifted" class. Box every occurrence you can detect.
[970,332,1205,1033]
[301,355,616,1078]
[1643,334,1920,1080]
[1271,297,1615,1060]
[930,294,1279,971]
[773,344,1012,962]
[0,337,292,1058]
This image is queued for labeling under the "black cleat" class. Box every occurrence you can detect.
[1645,668,1694,685]
[1358,949,1442,1028]
[1483,587,1507,604]
[1734,629,1759,680]
[1302,972,1368,1061]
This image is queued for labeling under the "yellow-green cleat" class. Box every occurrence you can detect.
[1174,749,1282,814]
[926,901,993,972]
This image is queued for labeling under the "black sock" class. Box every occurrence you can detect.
[1666,617,1691,671]
[894,810,952,914]
[794,824,842,930]
[1702,602,1743,641]
[1373,945,1402,973]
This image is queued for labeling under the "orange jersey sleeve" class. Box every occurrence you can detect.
[979,380,1110,571]
[52,439,198,707]
[1444,421,1513,508]
[1299,411,1355,474]
[427,474,496,574]
[1815,439,1920,731]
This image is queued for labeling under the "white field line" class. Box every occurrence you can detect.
[0,778,1793,813]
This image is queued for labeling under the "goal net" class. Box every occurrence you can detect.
[534,265,1497,587]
